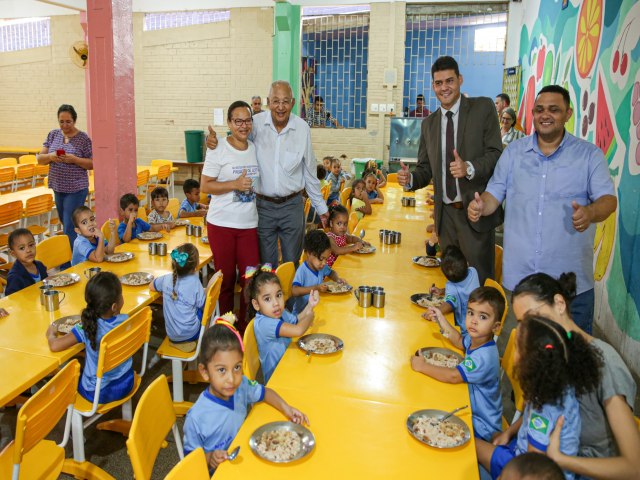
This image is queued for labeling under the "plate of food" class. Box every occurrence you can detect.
[46,273,81,288]
[322,281,352,294]
[412,256,441,268]
[410,293,444,308]
[354,245,376,254]
[201,236,209,244]
[249,421,315,463]
[137,232,163,241]
[407,409,471,449]
[417,347,464,368]
[297,333,344,355]
[104,252,135,263]
[174,219,190,226]
[52,315,81,335]
[120,272,154,286]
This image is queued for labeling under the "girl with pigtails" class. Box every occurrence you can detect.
[47,271,134,403]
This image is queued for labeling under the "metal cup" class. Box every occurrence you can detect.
[391,231,402,244]
[39,284,52,305]
[383,231,395,245]
[43,290,65,312]
[193,225,202,237]
[354,286,373,308]
[148,242,158,255]
[157,242,167,256]
[186,224,194,236]
[372,290,386,308]
[84,267,101,279]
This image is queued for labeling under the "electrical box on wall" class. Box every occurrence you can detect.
[383,68,397,87]
[370,103,379,112]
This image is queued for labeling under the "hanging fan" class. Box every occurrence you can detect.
[69,41,89,68]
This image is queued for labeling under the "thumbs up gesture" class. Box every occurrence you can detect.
[467,192,484,223]
[397,161,410,186]
[235,169,253,192]
[571,200,591,232]
[449,149,466,178]
[205,125,218,150]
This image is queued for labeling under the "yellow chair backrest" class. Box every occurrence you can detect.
[100,219,120,245]
[165,448,209,480]
[137,206,148,222]
[136,169,150,187]
[635,416,640,431]
[321,184,330,201]
[495,244,503,285]
[126,375,179,480]
[155,164,171,182]
[340,187,352,207]
[386,172,398,183]
[202,272,223,326]
[276,262,295,301]
[35,164,49,176]
[35,235,72,269]
[24,194,53,217]
[10,360,80,466]
[303,198,311,220]
[348,211,359,235]
[150,159,173,168]
[502,328,524,413]
[0,157,17,167]
[0,200,23,228]
[15,164,35,180]
[167,198,180,219]
[242,319,261,381]
[484,278,508,337]
[18,155,37,165]
[0,166,15,184]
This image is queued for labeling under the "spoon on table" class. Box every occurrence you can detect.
[359,229,365,239]
[227,446,240,461]
[439,405,469,423]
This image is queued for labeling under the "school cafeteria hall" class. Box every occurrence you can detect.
[0,0,638,479]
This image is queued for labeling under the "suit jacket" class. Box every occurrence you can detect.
[411,95,503,233]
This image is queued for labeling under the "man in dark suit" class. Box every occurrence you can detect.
[398,56,502,283]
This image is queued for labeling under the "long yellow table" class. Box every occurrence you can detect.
[216,183,478,479]
[0,349,59,406]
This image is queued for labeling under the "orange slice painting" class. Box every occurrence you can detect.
[576,0,603,78]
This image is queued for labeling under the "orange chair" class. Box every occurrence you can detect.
[13,165,35,191]
[0,201,23,231]
[0,360,80,480]
[23,194,54,241]
[0,167,15,193]
[18,154,37,165]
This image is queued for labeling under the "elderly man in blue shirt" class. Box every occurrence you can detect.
[467,85,617,334]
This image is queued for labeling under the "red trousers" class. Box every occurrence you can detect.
[206,223,260,331]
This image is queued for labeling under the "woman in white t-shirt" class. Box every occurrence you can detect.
[201,101,260,330]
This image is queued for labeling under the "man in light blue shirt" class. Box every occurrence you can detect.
[468,85,616,333]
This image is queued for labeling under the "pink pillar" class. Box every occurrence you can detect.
[86,0,137,225]
[79,12,91,136]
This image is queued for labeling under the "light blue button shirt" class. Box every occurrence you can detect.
[253,310,298,383]
[485,132,614,294]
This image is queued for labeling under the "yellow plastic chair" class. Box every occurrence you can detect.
[23,194,54,241]
[242,318,261,381]
[635,416,640,431]
[157,272,223,416]
[137,206,148,222]
[136,169,150,206]
[276,262,295,301]
[35,235,71,270]
[0,201,23,231]
[147,164,171,193]
[167,198,180,219]
[501,328,524,429]
[63,307,152,480]
[484,278,508,338]
[150,160,175,196]
[13,164,35,192]
[34,164,49,186]
[0,360,80,480]
[303,198,312,222]
[348,211,359,235]
[0,157,17,167]
[386,172,398,183]
[321,184,331,201]
[495,244,503,285]
[0,167,15,193]
[340,187,352,207]
[18,155,37,165]
[126,375,183,480]
[165,448,209,480]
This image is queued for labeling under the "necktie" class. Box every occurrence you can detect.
[445,111,456,201]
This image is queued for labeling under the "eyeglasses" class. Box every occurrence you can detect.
[231,118,253,127]
[270,98,292,107]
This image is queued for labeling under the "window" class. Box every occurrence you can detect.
[143,10,230,31]
[0,18,50,53]
[474,26,506,52]
[301,6,370,129]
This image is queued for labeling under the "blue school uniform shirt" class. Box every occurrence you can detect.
[444,267,479,335]
[71,314,134,403]
[289,261,332,315]
[455,333,502,441]
[254,310,298,383]
[4,260,48,296]
[367,189,379,199]
[153,273,205,342]
[117,218,150,242]
[72,235,107,266]
[183,377,265,456]
[178,199,199,217]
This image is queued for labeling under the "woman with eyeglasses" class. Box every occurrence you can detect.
[200,100,260,331]
[500,107,525,147]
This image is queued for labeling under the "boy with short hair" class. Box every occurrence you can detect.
[118,193,167,243]
[147,186,175,227]
[179,179,208,218]
[499,452,564,480]
[71,206,117,266]
[411,286,505,443]
[425,245,479,335]
[289,229,345,315]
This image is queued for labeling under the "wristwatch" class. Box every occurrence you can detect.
[465,161,475,180]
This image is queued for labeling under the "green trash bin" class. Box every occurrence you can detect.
[352,158,383,179]
[184,130,205,163]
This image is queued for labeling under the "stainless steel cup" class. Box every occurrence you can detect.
[157,242,167,256]
[408,197,416,207]
[391,231,401,244]
[383,231,395,244]
[186,224,194,236]
[193,225,203,237]
[354,286,373,308]
[84,267,101,279]
[39,284,51,305]
[148,242,158,255]
[372,290,386,308]
[401,197,408,206]
[43,290,65,312]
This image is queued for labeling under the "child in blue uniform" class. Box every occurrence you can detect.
[247,265,319,382]
[183,319,309,471]
[71,206,117,266]
[364,172,384,203]
[325,158,351,205]
[5,228,48,296]
[118,193,168,243]
[411,286,505,443]
[424,245,479,335]
[178,179,208,218]
[475,315,603,480]
[289,230,345,315]
[46,272,134,403]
